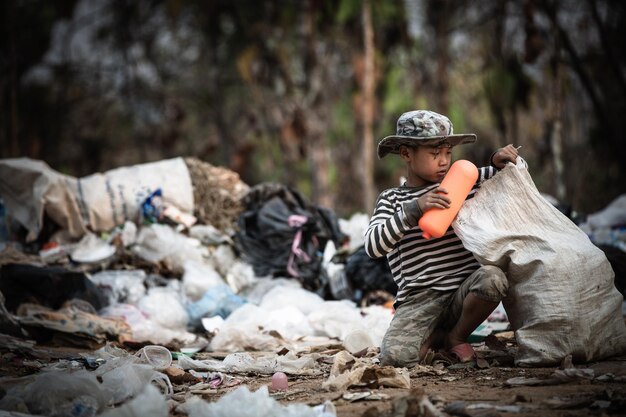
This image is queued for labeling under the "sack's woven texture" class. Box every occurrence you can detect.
[453,158,626,366]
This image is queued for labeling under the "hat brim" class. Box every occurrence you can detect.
[377,134,477,159]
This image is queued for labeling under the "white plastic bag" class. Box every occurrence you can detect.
[99,385,168,417]
[453,158,626,366]
[182,385,335,417]
[182,260,226,301]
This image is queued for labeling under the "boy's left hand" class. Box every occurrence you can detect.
[492,144,520,169]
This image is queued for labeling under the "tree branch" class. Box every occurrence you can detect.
[586,0,626,98]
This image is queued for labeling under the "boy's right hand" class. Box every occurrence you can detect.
[418,186,451,212]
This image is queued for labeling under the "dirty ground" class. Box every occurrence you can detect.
[2,331,626,417]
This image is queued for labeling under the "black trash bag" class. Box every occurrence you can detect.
[344,246,396,303]
[234,183,345,296]
[0,264,108,312]
[597,244,626,296]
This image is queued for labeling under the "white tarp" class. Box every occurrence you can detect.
[453,158,626,366]
[0,157,194,241]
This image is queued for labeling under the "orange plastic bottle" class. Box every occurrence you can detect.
[418,160,479,239]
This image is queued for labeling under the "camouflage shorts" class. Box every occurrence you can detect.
[379,265,508,368]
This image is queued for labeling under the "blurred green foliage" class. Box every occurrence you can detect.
[1,0,625,216]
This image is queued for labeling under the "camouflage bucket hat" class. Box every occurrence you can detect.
[377,110,477,158]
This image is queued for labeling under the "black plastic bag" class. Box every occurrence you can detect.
[344,246,396,302]
[234,183,344,295]
[0,264,108,312]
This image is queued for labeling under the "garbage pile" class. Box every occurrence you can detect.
[579,194,626,296]
[0,157,406,415]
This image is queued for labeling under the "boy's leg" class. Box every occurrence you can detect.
[441,265,509,354]
[447,293,499,348]
[379,289,453,368]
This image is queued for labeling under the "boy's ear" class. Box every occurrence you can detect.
[399,145,412,161]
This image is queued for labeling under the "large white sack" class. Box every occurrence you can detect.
[453,158,626,366]
[0,157,194,241]
[67,157,194,233]
[0,158,84,241]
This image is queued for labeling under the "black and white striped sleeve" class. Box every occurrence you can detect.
[364,192,412,259]
[478,166,497,183]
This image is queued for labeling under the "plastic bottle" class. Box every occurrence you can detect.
[418,160,478,239]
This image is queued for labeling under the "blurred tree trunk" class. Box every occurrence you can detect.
[433,0,449,113]
[550,40,565,201]
[2,0,19,157]
[587,0,626,98]
[360,0,376,212]
[303,0,332,208]
[540,0,611,143]
[307,128,332,208]
[489,0,507,145]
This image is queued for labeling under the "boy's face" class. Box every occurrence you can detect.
[400,144,453,186]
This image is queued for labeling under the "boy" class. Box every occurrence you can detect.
[365,110,519,367]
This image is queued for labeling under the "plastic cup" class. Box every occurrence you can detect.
[136,345,172,370]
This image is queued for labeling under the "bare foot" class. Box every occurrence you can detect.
[419,329,446,359]
[446,330,467,351]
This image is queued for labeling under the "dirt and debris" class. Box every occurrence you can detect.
[185,157,249,233]
[1,335,626,417]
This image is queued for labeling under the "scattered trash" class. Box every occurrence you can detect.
[206,372,242,388]
[234,183,344,294]
[445,401,525,415]
[137,285,189,332]
[180,385,336,417]
[189,224,234,245]
[133,223,207,272]
[343,246,396,304]
[271,371,289,391]
[343,329,375,354]
[90,269,147,306]
[0,264,108,312]
[505,366,595,387]
[178,350,320,376]
[391,388,446,417]
[338,213,370,253]
[342,391,390,402]
[6,154,624,417]
[0,371,109,416]
[99,385,168,417]
[201,315,225,333]
[16,301,131,349]
[135,345,172,370]
[580,194,626,246]
[186,284,246,327]
[322,351,410,391]
[0,157,194,241]
[70,233,117,264]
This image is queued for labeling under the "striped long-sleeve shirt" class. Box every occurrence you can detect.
[365,166,497,305]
